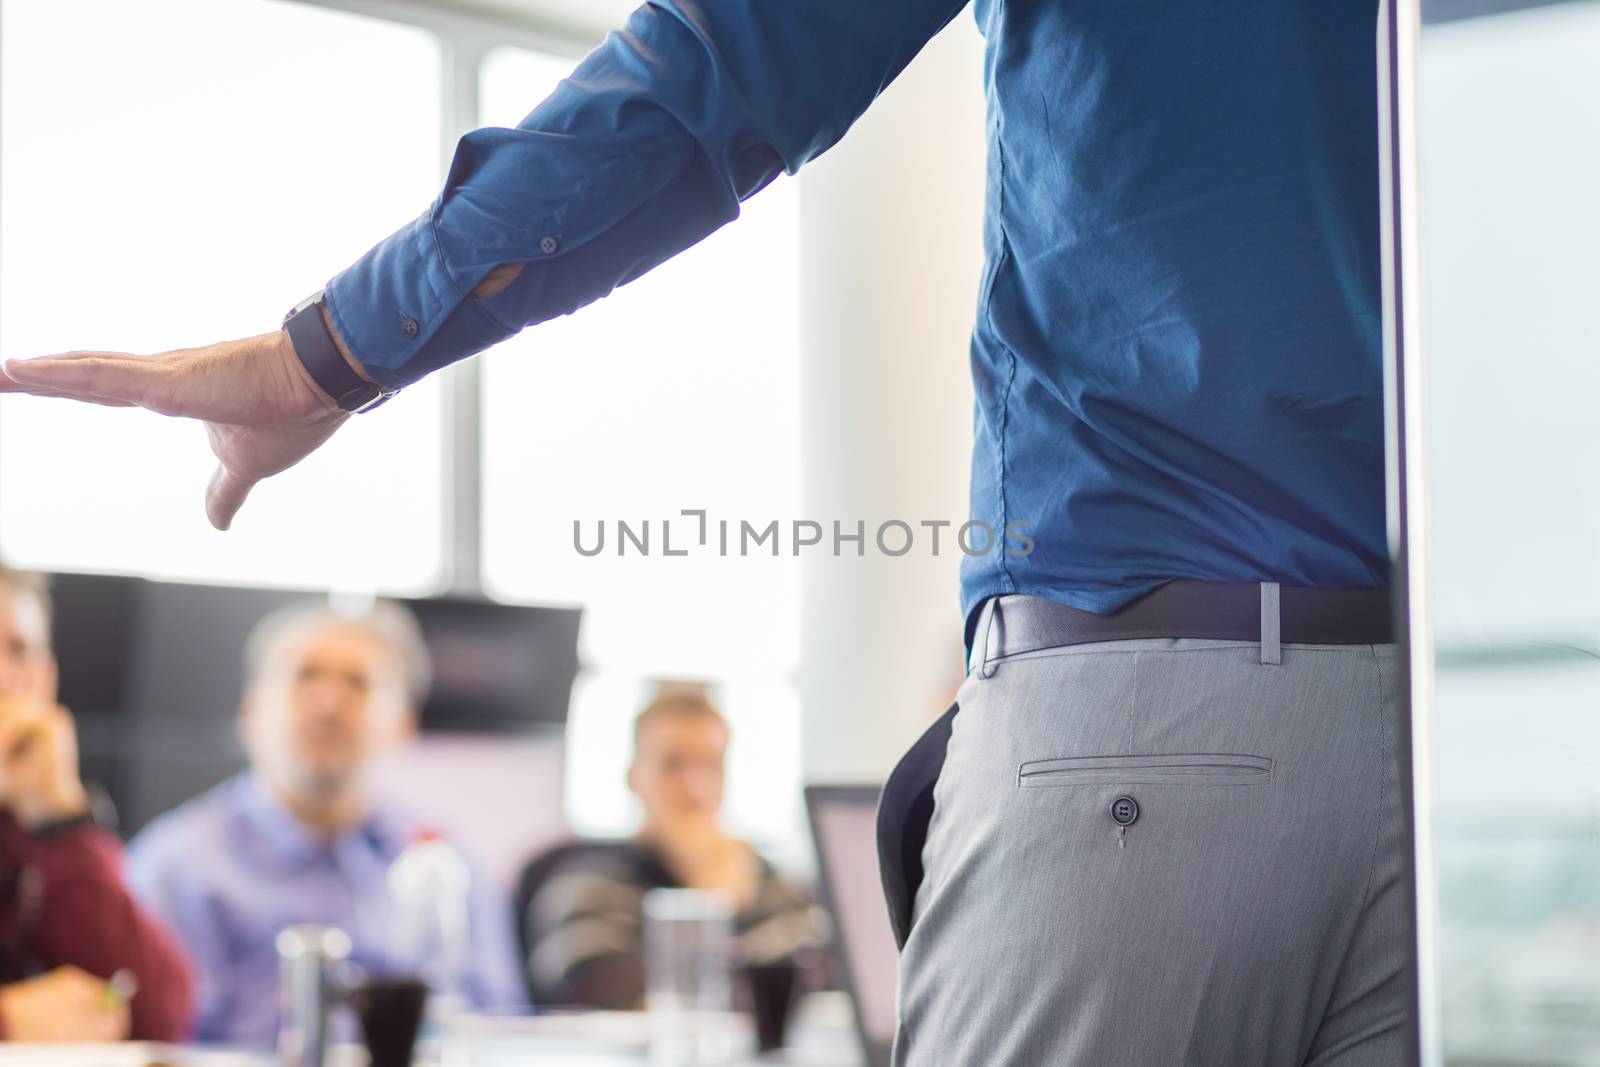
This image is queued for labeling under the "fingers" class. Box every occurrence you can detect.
[6,333,327,424]
[0,702,52,761]
[0,702,65,799]
[3,387,136,408]
[52,967,130,1041]
[205,464,257,532]
[0,703,86,829]
[3,352,165,409]
[93,1001,133,1042]
[0,966,128,1042]
[52,965,107,997]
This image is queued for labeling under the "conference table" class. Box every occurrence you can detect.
[0,993,867,1067]
[0,1048,858,1067]
[0,1037,859,1067]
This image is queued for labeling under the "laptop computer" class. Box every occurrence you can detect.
[805,785,898,1067]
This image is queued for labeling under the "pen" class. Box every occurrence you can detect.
[103,968,139,1011]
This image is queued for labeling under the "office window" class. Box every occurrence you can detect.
[477,47,807,850]
[1417,4,1600,1061]
[0,0,446,594]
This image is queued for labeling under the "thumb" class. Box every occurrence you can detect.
[206,465,256,531]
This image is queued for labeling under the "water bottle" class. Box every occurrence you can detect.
[387,829,473,1028]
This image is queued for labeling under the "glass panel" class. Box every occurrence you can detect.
[477,47,804,679]
[1416,2,1600,1062]
[477,46,806,849]
[0,0,445,593]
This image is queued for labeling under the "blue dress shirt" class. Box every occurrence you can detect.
[323,1,1390,631]
[127,774,524,1048]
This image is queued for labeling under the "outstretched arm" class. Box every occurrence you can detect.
[0,0,969,529]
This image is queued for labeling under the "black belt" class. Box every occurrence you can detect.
[878,580,1396,951]
[968,580,1394,673]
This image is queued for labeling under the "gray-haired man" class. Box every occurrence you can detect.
[126,599,523,1048]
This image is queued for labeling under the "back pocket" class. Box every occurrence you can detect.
[1017,753,1274,788]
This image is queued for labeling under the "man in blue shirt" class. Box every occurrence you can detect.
[3,1,1406,1062]
[126,600,523,1048]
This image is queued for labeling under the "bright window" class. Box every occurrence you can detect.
[0,0,446,594]
[477,46,807,851]
[1418,4,1600,1060]
[0,14,810,859]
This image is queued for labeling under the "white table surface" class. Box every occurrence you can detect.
[0,1038,857,1067]
[0,1046,265,1067]
[0,994,865,1067]
[440,997,863,1067]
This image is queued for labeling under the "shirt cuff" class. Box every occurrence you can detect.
[322,208,513,393]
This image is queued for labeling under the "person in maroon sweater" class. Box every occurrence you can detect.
[0,565,192,1042]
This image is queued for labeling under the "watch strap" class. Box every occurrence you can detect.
[282,292,394,413]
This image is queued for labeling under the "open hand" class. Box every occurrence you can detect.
[1,328,348,530]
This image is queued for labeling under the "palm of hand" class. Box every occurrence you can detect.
[2,330,348,529]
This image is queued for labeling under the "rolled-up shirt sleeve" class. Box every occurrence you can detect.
[322,0,969,390]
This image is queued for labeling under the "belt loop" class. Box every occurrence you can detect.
[1260,581,1282,665]
[970,596,1000,678]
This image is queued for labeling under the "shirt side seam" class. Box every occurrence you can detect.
[987,42,1017,597]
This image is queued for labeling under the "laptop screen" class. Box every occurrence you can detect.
[806,786,899,1064]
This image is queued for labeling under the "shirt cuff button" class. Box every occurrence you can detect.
[401,316,420,338]
[539,235,559,255]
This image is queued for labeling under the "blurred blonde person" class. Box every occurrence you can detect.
[515,685,819,1009]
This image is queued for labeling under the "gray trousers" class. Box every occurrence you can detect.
[892,629,1408,1065]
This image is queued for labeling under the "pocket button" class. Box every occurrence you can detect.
[1110,795,1139,826]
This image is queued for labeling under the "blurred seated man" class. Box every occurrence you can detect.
[0,565,193,1041]
[128,600,522,1048]
[515,685,820,1009]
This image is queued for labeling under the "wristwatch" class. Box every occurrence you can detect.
[282,290,397,413]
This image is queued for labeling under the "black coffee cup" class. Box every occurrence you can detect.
[740,958,801,1054]
[345,975,429,1067]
